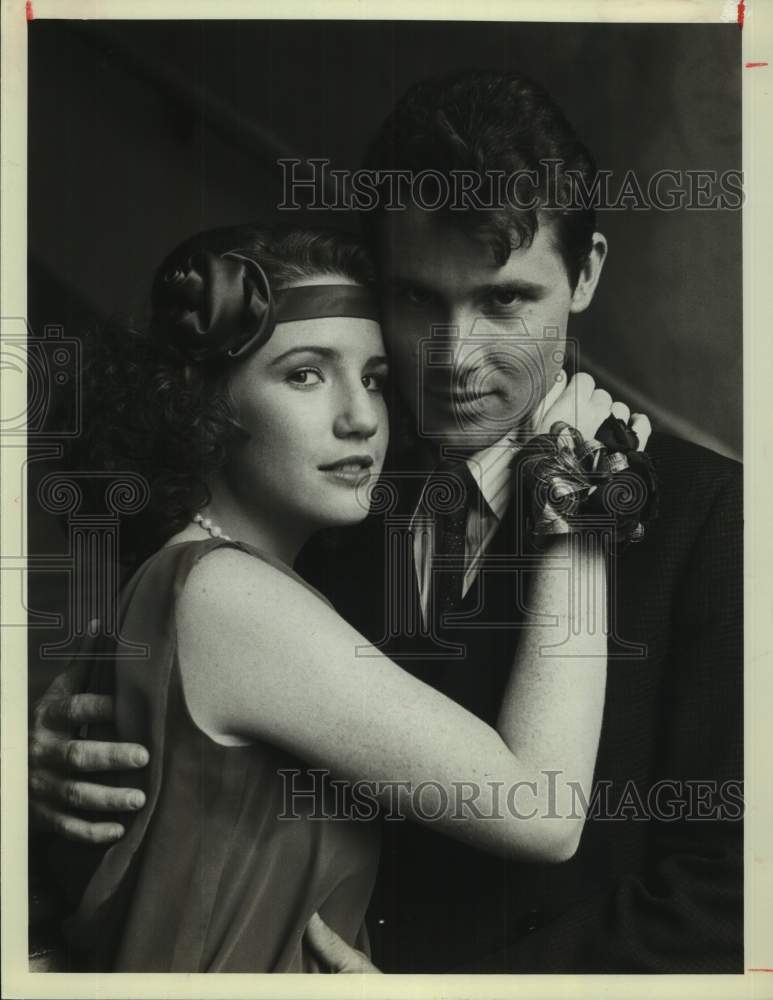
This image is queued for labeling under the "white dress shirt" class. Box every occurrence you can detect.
[408,378,564,625]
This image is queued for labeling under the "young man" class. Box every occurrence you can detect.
[29,70,742,973]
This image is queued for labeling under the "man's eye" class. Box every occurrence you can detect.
[399,287,433,308]
[287,367,323,387]
[485,289,521,308]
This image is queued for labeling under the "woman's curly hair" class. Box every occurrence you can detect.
[66,224,375,567]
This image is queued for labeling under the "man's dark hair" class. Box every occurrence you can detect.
[361,69,597,288]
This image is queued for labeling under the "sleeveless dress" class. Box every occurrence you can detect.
[61,538,380,972]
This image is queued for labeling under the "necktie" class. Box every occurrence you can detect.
[423,459,476,622]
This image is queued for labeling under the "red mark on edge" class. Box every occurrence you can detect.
[746,62,769,68]
[748,968,773,972]
[737,0,745,28]
[25,0,33,20]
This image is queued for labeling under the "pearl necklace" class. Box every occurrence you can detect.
[192,511,233,541]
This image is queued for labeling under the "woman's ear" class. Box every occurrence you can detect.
[569,233,608,314]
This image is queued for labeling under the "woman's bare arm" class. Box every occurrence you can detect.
[177,537,607,863]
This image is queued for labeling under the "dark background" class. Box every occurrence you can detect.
[29,19,742,455]
[27,19,742,694]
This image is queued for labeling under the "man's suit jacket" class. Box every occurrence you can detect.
[298,432,743,973]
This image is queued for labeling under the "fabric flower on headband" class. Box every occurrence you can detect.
[152,251,275,362]
[152,249,380,364]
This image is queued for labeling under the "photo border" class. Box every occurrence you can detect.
[2,1,771,997]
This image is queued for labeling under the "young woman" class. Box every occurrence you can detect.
[52,224,647,972]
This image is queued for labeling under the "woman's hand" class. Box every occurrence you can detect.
[29,665,150,843]
[304,912,382,973]
[534,371,652,448]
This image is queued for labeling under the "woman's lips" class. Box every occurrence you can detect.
[318,456,375,486]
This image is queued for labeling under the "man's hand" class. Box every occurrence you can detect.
[534,371,651,448]
[29,665,149,844]
[304,912,382,973]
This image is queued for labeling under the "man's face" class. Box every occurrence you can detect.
[378,207,596,452]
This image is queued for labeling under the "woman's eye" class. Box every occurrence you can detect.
[362,372,388,392]
[287,367,323,387]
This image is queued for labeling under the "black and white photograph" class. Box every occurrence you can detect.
[2,1,771,994]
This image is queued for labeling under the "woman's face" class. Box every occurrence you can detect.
[223,286,389,531]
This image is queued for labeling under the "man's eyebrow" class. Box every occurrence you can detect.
[268,346,338,367]
[384,276,548,297]
[476,279,548,297]
[366,355,390,368]
[385,275,436,292]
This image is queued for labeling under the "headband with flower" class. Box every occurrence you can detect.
[152,250,379,363]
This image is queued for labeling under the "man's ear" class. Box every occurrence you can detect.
[569,233,607,314]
